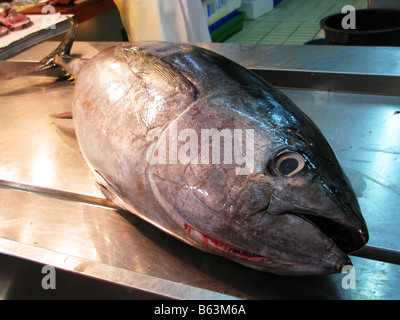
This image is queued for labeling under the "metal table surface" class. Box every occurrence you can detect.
[1,42,400,299]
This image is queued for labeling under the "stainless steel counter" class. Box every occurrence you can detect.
[1,42,400,299]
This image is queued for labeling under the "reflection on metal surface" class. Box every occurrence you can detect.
[1,185,400,299]
[251,69,400,96]
[1,42,400,298]
[31,151,55,186]
[0,238,237,300]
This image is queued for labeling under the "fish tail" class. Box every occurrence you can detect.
[0,16,78,80]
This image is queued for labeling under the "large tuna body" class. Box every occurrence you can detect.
[72,42,368,275]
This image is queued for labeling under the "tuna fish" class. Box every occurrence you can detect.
[4,18,368,275]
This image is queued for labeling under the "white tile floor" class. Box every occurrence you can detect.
[224,0,368,45]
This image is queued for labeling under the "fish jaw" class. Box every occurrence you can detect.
[173,166,367,275]
[181,212,353,275]
[234,174,368,274]
[267,180,368,253]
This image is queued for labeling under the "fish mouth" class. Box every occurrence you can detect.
[201,212,366,258]
[291,212,368,254]
[200,231,268,263]
[183,210,367,274]
[184,223,268,263]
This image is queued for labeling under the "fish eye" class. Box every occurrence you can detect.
[275,152,305,177]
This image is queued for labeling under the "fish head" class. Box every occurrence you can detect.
[150,91,369,275]
[230,92,369,274]
[249,124,370,274]
[264,139,369,254]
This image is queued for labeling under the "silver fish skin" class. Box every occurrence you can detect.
[71,41,368,275]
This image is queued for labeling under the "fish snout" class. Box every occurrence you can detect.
[259,170,369,274]
[317,181,369,254]
[288,179,369,256]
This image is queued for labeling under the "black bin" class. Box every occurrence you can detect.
[320,9,400,46]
